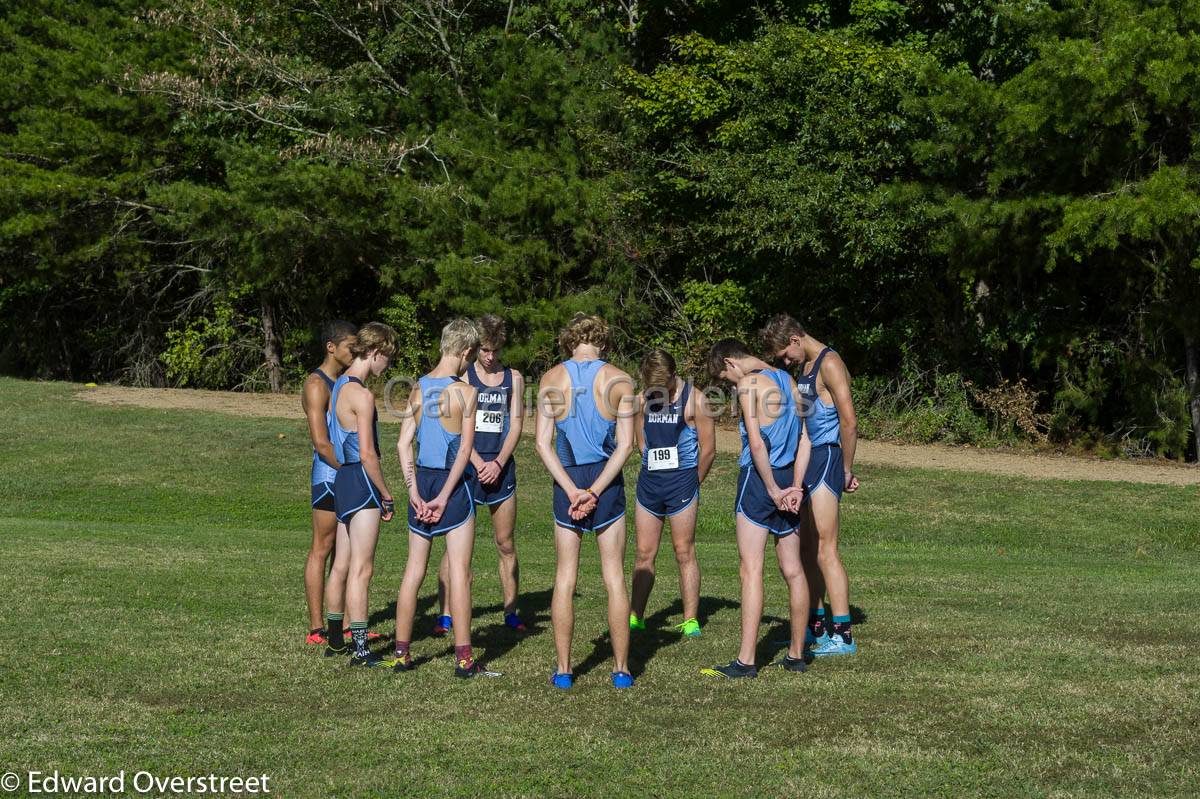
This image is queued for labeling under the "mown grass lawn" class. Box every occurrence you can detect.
[0,377,1196,798]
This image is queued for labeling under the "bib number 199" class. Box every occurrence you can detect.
[647,446,679,471]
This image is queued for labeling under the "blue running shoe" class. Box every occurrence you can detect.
[551,671,574,690]
[611,671,634,689]
[504,612,527,632]
[811,632,857,657]
[432,615,452,636]
[806,630,830,648]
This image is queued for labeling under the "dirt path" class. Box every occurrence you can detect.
[76,384,1200,486]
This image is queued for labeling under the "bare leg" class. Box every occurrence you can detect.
[800,508,826,614]
[773,531,810,660]
[323,521,351,617]
[345,510,381,623]
[552,525,582,674]
[667,502,700,622]
[395,533,433,644]
[490,497,519,615]
[734,514,767,666]
[810,489,849,618]
[630,504,664,620]
[445,518,476,650]
[596,517,631,673]
[305,508,338,630]
[436,549,450,619]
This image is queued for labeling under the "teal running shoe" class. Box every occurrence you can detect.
[806,629,831,648]
[811,633,857,657]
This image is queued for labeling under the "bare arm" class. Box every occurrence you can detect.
[792,423,812,491]
[352,386,391,501]
[302,378,338,469]
[693,388,717,484]
[741,376,784,501]
[586,376,635,496]
[824,353,859,486]
[397,389,421,504]
[495,370,525,467]
[534,369,580,494]
[437,385,477,502]
[634,400,646,457]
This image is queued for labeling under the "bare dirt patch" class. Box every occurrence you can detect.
[78,385,305,419]
[76,384,1200,486]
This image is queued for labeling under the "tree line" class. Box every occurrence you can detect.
[2,0,1198,460]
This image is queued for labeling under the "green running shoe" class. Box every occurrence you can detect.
[629,613,646,631]
[676,618,702,638]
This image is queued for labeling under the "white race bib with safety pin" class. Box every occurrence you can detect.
[475,409,504,434]
[647,446,679,471]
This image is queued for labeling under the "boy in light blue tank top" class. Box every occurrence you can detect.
[535,314,636,689]
[321,322,398,667]
[301,320,356,646]
[394,319,498,679]
[699,339,813,679]
[764,314,860,657]
[431,315,527,637]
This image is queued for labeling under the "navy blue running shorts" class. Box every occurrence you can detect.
[635,468,699,519]
[408,467,475,538]
[311,481,336,512]
[735,463,801,536]
[803,444,844,500]
[553,462,626,533]
[334,464,384,524]
[467,457,517,506]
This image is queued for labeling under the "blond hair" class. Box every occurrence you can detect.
[440,317,480,356]
[350,322,399,359]
[476,314,507,350]
[760,314,806,353]
[558,312,610,355]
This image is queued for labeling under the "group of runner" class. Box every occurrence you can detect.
[300,312,859,686]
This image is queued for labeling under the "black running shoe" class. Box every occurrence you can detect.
[347,652,387,668]
[700,659,758,679]
[323,644,349,658]
[454,660,502,679]
[780,654,808,673]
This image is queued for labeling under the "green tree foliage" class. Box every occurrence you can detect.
[1,0,1198,458]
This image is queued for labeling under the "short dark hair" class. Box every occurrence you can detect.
[707,338,752,380]
[321,319,357,345]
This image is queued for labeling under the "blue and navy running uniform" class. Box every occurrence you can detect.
[465,364,517,506]
[796,347,844,499]
[328,375,385,524]
[310,368,338,512]
[408,375,475,538]
[636,382,699,518]
[735,367,802,535]
[553,359,625,533]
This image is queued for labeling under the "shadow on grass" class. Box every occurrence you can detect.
[573,594,741,679]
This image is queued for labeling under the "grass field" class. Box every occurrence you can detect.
[0,377,1197,798]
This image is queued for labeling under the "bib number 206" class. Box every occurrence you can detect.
[476,409,504,434]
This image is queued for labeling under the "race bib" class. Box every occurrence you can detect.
[475,408,504,434]
[647,446,679,471]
